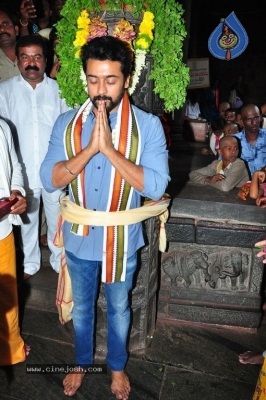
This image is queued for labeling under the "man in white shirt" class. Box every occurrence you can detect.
[0,8,20,82]
[0,34,71,278]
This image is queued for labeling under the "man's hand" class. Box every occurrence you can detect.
[256,196,266,208]
[9,191,27,215]
[205,174,225,183]
[201,148,213,155]
[20,0,37,24]
[49,59,60,79]
[96,100,114,156]
[258,171,266,183]
[255,239,266,263]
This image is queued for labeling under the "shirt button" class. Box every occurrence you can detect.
[93,208,96,211]
[92,227,95,230]
[95,189,98,191]
[98,166,101,169]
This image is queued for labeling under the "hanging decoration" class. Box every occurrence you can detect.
[55,0,190,111]
[208,12,248,60]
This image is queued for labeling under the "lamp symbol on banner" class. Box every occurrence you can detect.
[208,12,248,60]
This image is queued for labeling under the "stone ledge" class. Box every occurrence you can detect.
[170,181,266,227]
[196,224,265,248]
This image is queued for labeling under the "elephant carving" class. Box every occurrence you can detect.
[206,250,245,289]
[162,250,211,287]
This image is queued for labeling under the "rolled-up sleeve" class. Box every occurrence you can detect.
[136,110,170,200]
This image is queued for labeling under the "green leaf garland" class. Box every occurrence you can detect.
[55,0,190,111]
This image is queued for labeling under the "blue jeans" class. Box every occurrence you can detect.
[65,251,137,371]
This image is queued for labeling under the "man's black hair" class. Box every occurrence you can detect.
[15,34,48,59]
[81,36,133,79]
[210,117,224,131]
[0,7,18,26]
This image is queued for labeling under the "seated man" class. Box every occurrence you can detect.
[189,136,249,191]
[224,122,239,136]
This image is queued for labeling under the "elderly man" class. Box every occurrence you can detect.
[0,34,71,278]
[0,8,19,82]
[234,104,266,176]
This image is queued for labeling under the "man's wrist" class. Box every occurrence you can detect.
[11,190,22,197]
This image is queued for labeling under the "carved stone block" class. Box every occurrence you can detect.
[159,242,264,327]
[165,218,195,243]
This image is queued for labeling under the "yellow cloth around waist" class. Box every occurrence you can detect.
[55,194,170,324]
[59,195,170,252]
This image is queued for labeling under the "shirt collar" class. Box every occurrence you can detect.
[18,72,47,88]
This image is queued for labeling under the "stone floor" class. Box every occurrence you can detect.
[1,262,265,400]
[1,136,265,399]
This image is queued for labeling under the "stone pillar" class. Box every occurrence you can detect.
[131,55,164,115]
[96,216,160,355]
[92,8,164,116]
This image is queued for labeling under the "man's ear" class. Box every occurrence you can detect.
[124,75,130,89]
[217,149,222,157]
[15,25,19,37]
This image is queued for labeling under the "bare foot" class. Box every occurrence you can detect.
[63,368,86,396]
[24,273,31,280]
[239,351,264,365]
[262,302,266,311]
[111,370,131,400]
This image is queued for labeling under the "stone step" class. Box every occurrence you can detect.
[21,248,58,314]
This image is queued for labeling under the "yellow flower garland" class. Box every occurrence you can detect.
[73,10,154,94]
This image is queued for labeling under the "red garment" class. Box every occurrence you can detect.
[215,135,220,150]
[214,88,220,110]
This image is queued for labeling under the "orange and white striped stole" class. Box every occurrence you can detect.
[64,93,140,283]
[102,93,140,283]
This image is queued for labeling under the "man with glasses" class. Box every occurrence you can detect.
[0,8,20,82]
[234,104,266,176]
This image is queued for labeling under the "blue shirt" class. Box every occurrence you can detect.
[40,105,170,261]
[234,129,266,176]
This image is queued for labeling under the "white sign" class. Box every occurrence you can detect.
[187,58,210,89]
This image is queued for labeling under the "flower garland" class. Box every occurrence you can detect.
[73,9,154,95]
[73,10,90,57]
[129,11,154,95]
